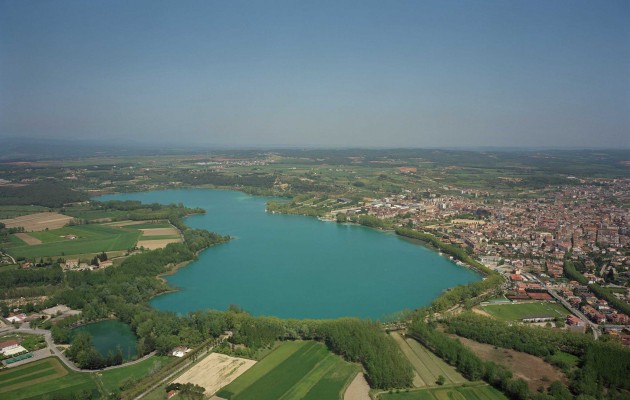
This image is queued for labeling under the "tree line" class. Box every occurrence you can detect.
[0,180,88,207]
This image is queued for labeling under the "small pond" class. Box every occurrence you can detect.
[71,320,138,361]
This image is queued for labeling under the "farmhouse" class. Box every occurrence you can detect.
[6,313,27,323]
[0,340,19,355]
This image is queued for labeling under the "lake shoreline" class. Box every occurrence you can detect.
[95,188,481,320]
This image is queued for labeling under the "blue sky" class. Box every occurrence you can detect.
[1,0,628,148]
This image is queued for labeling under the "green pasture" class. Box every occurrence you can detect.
[380,384,508,400]
[390,332,467,387]
[6,223,142,258]
[480,302,570,321]
[99,355,172,394]
[216,341,359,400]
[0,357,99,400]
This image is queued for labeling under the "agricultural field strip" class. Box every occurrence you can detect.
[0,358,67,394]
[15,376,98,400]
[6,223,143,258]
[14,233,42,245]
[174,353,256,396]
[277,353,338,400]
[380,385,507,400]
[389,332,431,386]
[233,343,329,399]
[139,227,179,236]
[391,332,466,386]
[405,338,466,384]
[139,235,181,240]
[303,363,359,400]
[0,212,75,231]
[1,369,59,388]
[403,338,439,385]
[0,364,56,383]
[217,341,306,395]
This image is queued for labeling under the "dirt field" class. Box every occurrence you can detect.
[14,233,42,245]
[344,372,370,400]
[454,335,566,391]
[175,353,256,396]
[137,238,181,250]
[472,307,493,317]
[140,227,180,236]
[105,220,147,227]
[0,213,74,232]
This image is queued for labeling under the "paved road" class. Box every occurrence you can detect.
[524,274,601,340]
[545,288,601,339]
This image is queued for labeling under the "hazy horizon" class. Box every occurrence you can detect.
[1,1,629,149]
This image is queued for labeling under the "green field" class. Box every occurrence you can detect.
[126,222,174,230]
[99,355,172,394]
[480,302,570,321]
[5,223,142,258]
[390,332,467,387]
[63,209,128,221]
[380,384,508,400]
[216,341,359,400]
[0,357,99,400]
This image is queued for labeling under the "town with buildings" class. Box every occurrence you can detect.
[335,178,630,343]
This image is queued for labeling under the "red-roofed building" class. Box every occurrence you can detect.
[527,292,553,301]
[0,340,19,354]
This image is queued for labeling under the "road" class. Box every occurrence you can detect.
[545,288,601,339]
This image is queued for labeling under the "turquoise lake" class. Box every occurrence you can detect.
[97,189,480,319]
[71,320,138,361]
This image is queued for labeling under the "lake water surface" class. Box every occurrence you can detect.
[71,320,138,361]
[97,189,480,319]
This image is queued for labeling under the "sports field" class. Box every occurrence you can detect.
[0,357,98,400]
[390,332,467,387]
[216,341,359,400]
[379,384,507,400]
[480,302,570,321]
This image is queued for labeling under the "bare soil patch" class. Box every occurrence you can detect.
[0,213,73,232]
[137,238,181,250]
[454,335,567,392]
[472,307,492,318]
[105,220,147,227]
[174,353,256,396]
[140,227,179,236]
[14,233,42,245]
[344,372,371,400]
